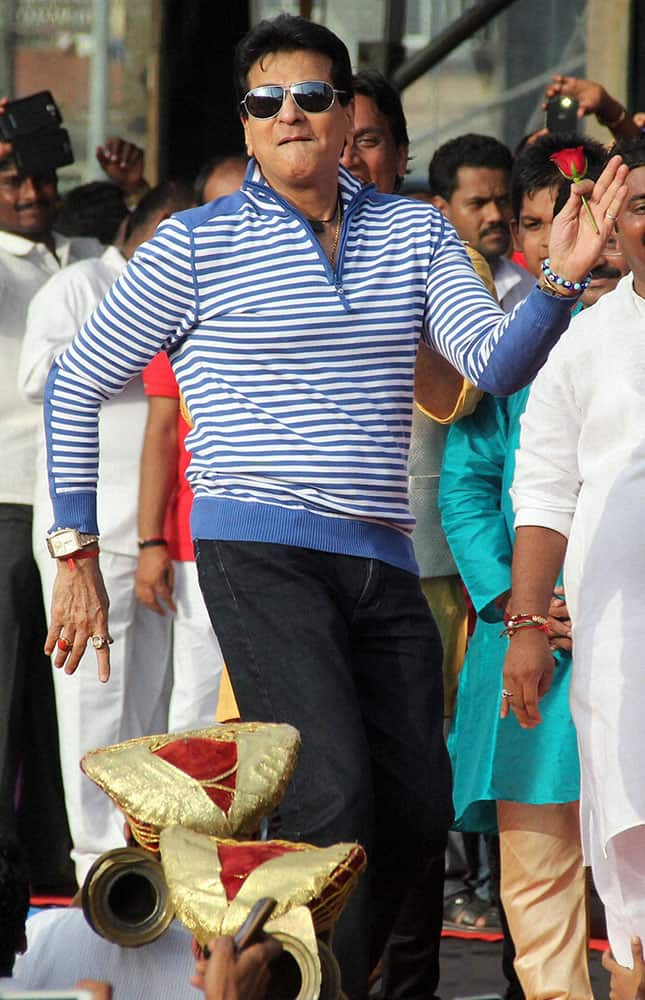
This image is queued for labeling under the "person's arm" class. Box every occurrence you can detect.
[44,217,198,680]
[501,335,583,727]
[501,525,566,727]
[544,74,641,142]
[414,342,481,421]
[135,394,179,615]
[438,394,512,618]
[423,155,628,395]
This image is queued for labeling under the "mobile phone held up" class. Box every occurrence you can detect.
[545,95,579,134]
[0,90,74,175]
[0,91,62,140]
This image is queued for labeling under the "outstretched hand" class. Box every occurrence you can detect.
[548,155,628,283]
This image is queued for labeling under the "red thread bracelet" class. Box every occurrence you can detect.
[63,547,100,571]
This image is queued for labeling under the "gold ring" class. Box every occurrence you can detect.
[90,635,109,650]
[57,635,72,652]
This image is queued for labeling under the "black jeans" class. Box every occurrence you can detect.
[196,540,453,1000]
[0,504,73,891]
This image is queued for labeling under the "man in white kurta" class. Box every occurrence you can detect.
[18,184,192,884]
[504,140,645,967]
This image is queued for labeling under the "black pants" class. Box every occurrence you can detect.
[196,540,454,1000]
[0,505,73,890]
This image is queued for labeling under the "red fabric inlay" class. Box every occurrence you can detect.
[218,842,294,901]
[154,737,237,814]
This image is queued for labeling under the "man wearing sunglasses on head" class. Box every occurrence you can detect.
[42,14,627,1000]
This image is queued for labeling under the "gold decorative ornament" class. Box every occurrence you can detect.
[81,722,301,852]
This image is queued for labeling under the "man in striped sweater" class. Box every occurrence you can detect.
[41,14,626,1000]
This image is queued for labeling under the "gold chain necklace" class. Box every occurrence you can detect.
[329,196,343,270]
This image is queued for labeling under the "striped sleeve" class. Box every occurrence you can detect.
[45,217,197,531]
[424,215,575,395]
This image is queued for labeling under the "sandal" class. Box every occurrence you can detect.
[443,891,502,934]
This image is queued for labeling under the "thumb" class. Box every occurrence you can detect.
[631,936,644,967]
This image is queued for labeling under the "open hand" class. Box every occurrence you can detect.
[548,155,629,284]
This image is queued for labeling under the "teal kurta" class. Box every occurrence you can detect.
[439,387,580,833]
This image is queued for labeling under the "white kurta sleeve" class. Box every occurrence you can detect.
[511,336,583,538]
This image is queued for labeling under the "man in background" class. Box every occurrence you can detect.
[429,133,534,311]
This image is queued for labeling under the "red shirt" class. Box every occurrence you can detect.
[142,351,194,561]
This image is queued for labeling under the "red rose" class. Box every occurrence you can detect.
[549,146,588,182]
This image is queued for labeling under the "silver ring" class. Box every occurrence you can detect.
[501,689,514,699]
[606,212,618,221]
[90,634,109,650]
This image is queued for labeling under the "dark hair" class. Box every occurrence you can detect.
[611,134,645,171]
[193,153,248,204]
[512,132,607,220]
[0,837,30,976]
[352,70,409,149]
[55,181,128,245]
[428,133,513,201]
[235,13,353,113]
[124,179,194,241]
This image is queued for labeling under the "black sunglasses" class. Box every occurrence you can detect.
[241,80,347,120]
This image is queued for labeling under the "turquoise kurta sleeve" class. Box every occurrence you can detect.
[439,393,512,620]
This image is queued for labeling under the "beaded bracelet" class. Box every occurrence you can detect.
[541,258,591,295]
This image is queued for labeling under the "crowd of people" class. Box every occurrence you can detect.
[1,10,645,1000]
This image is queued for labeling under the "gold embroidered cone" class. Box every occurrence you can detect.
[159,825,367,944]
[81,722,300,852]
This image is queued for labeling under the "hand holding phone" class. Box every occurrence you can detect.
[545,95,579,134]
[233,897,278,953]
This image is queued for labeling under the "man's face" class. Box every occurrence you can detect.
[241,49,353,198]
[615,164,645,298]
[0,147,58,241]
[433,166,512,261]
[513,186,557,279]
[340,93,408,195]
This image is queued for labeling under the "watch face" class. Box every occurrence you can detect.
[47,529,98,558]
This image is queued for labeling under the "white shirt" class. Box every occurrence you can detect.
[12,908,196,999]
[492,255,535,313]
[512,274,645,856]
[0,230,101,505]
[20,244,148,556]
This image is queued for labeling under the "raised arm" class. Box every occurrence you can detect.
[424,155,628,394]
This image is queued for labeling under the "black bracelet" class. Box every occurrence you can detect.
[137,537,168,550]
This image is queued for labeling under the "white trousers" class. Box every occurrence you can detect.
[589,822,645,968]
[167,559,224,731]
[37,546,172,886]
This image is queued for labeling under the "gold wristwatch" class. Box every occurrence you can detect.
[46,528,100,559]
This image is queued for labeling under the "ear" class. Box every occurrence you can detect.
[430,194,450,219]
[241,115,254,158]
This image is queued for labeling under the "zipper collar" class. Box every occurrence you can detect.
[241,157,373,220]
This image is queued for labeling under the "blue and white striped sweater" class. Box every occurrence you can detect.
[45,161,574,573]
